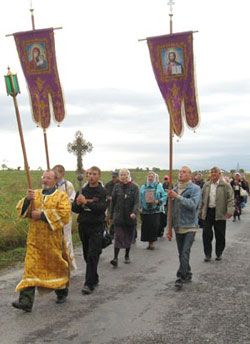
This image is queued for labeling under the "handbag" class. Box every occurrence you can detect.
[240,188,248,197]
[102,230,113,249]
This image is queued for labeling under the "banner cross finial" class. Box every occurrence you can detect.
[167,0,175,14]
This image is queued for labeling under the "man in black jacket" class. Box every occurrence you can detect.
[72,166,107,294]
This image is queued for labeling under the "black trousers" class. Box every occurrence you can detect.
[78,223,103,289]
[19,286,68,310]
[202,208,226,257]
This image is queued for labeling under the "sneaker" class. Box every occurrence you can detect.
[215,255,222,261]
[110,258,118,267]
[81,285,94,295]
[175,278,183,288]
[124,256,131,264]
[12,301,32,312]
[204,255,211,262]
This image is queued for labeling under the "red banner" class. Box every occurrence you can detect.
[14,28,65,129]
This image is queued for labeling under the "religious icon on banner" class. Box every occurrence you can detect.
[14,28,65,129]
[147,31,199,137]
[27,42,48,71]
[161,48,184,76]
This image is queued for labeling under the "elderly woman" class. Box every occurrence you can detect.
[109,169,139,267]
[140,171,166,250]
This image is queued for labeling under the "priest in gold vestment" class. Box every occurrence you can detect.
[12,170,71,312]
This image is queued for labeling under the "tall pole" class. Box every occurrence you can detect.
[30,1,35,30]
[167,0,174,241]
[5,68,32,190]
[30,1,50,170]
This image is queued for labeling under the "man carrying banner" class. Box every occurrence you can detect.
[12,170,71,312]
[168,166,201,288]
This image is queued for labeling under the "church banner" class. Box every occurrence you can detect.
[147,31,199,137]
[14,28,65,129]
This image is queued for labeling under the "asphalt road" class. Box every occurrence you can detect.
[1,205,250,344]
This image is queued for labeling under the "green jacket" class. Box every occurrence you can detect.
[199,179,234,221]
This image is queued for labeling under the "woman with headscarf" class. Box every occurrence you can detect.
[109,168,139,267]
[140,171,166,250]
[230,172,248,221]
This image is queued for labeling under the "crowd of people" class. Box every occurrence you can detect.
[11,165,249,311]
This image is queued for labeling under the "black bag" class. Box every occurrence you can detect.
[102,230,113,249]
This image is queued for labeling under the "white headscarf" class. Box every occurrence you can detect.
[119,168,132,182]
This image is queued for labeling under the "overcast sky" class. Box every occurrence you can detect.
[0,0,250,173]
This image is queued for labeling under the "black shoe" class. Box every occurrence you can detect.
[233,218,236,222]
[175,278,183,288]
[110,258,118,267]
[12,301,32,312]
[124,256,131,264]
[81,285,94,295]
[204,255,211,262]
[185,275,192,283]
[215,255,222,261]
[56,295,67,304]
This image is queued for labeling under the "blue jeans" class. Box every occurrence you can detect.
[176,232,196,280]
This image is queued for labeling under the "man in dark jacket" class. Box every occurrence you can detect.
[72,166,107,294]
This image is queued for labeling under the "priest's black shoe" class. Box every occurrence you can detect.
[12,301,32,312]
[56,295,67,304]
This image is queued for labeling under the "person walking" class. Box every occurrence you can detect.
[72,166,107,295]
[230,172,248,221]
[109,168,139,267]
[12,170,71,312]
[168,166,201,288]
[199,166,234,262]
[52,164,77,270]
[139,171,166,250]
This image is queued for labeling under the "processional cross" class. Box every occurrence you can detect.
[67,131,93,192]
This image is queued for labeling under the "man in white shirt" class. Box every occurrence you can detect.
[199,167,234,262]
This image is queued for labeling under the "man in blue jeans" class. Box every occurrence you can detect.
[168,166,201,288]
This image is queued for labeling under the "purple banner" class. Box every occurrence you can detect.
[147,31,199,137]
[14,28,65,129]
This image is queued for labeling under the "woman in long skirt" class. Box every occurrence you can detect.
[140,171,166,250]
[109,169,139,267]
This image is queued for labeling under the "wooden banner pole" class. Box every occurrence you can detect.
[43,129,50,170]
[12,95,33,189]
[167,3,174,241]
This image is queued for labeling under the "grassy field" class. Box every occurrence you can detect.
[0,169,178,269]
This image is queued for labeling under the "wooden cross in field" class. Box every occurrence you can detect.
[67,131,93,192]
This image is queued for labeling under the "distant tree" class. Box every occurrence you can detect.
[1,163,8,170]
[152,167,160,172]
[230,169,236,174]
[239,168,245,173]
[37,166,43,171]
[17,166,21,171]
[145,167,149,171]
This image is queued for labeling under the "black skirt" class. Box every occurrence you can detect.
[140,213,160,242]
